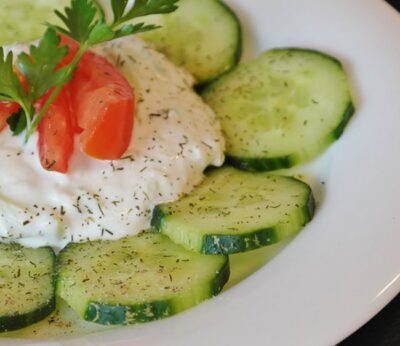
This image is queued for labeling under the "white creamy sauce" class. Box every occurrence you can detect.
[0,37,224,249]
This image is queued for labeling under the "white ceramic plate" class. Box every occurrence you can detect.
[3,0,400,345]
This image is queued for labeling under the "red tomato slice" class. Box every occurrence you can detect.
[70,50,135,160]
[2,35,134,174]
[57,35,83,135]
[59,35,80,67]
[54,35,135,160]
[0,102,20,132]
[34,35,80,174]
[37,88,74,173]
[0,37,75,135]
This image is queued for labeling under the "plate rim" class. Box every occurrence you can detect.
[2,0,400,345]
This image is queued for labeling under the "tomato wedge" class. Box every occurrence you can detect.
[1,35,135,173]
[0,102,20,132]
[59,35,79,67]
[59,35,135,160]
[70,50,135,160]
[37,88,74,173]
[35,35,79,173]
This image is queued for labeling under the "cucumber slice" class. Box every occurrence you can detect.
[57,233,229,325]
[135,0,242,85]
[0,0,69,45]
[0,244,56,332]
[203,48,355,171]
[152,167,315,254]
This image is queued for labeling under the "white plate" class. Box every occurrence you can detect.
[3,0,400,345]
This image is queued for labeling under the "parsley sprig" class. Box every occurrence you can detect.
[0,0,179,140]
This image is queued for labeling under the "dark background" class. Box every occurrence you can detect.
[340,295,400,345]
[338,1,400,345]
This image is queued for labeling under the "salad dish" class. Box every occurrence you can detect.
[0,0,354,338]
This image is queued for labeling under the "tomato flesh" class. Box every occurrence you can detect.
[57,36,83,135]
[59,35,79,67]
[37,88,74,173]
[35,35,79,173]
[70,50,135,160]
[1,35,135,173]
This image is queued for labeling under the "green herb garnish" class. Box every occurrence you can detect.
[0,0,179,140]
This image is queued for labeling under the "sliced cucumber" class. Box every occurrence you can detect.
[57,233,229,325]
[0,243,56,332]
[152,167,314,254]
[0,0,69,45]
[203,48,355,171]
[134,0,242,85]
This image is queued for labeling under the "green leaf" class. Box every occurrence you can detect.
[111,0,129,23]
[46,23,70,37]
[54,0,98,43]
[87,20,115,45]
[114,22,160,39]
[0,48,28,105]
[17,28,69,101]
[122,0,180,21]
[6,109,27,136]
[52,0,180,47]
[0,0,181,142]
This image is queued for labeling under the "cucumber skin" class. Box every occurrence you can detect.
[75,257,229,326]
[196,0,243,88]
[85,301,171,325]
[333,102,355,139]
[225,101,355,172]
[56,241,230,325]
[143,0,243,87]
[203,48,356,171]
[203,46,348,91]
[220,0,243,70]
[203,187,315,254]
[0,248,56,333]
[226,155,292,173]
[151,186,315,255]
[0,299,56,333]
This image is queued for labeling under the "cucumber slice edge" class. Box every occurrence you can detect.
[0,245,56,333]
[203,48,356,171]
[56,234,230,325]
[225,100,355,172]
[152,169,316,255]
